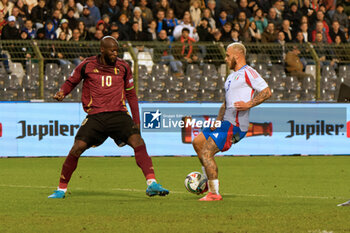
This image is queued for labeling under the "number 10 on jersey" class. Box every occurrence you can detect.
[101,75,112,87]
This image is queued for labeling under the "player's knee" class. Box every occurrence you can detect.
[70,140,87,157]
[128,134,144,148]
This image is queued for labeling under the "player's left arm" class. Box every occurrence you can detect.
[124,64,141,128]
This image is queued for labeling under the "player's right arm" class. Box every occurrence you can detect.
[53,60,87,101]
[211,101,226,130]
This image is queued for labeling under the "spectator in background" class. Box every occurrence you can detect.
[173,13,199,41]
[129,21,150,41]
[165,8,179,41]
[178,28,198,66]
[281,19,293,42]
[119,0,133,20]
[332,4,348,33]
[24,0,38,14]
[54,0,64,19]
[101,0,120,22]
[294,31,306,44]
[11,6,25,29]
[92,29,104,40]
[190,0,202,27]
[267,7,282,30]
[0,0,14,17]
[148,19,158,40]
[285,45,312,80]
[272,0,284,20]
[156,9,168,34]
[311,10,330,32]
[44,20,57,40]
[235,11,250,42]
[36,27,45,39]
[0,12,6,36]
[216,10,229,31]
[248,21,261,42]
[202,8,216,31]
[31,0,49,29]
[64,8,79,30]
[314,32,338,68]
[56,19,72,41]
[299,22,312,42]
[86,0,101,25]
[196,17,213,41]
[249,8,267,34]
[1,16,19,39]
[220,22,232,42]
[77,20,90,40]
[96,19,108,35]
[139,0,153,24]
[155,29,183,75]
[219,0,238,20]
[117,14,130,41]
[276,31,286,61]
[23,19,36,39]
[132,7,148,32]
[50,9,62,31]
[70,28,81,41]
[238,0,252,18]
[171,0,190,20]
[230,29,241,42]
[154,0,170,17]
[284,2,302,31]
[213,29,221,42]
[79,6,95,32]
[329,20,347,43]
[207,0,218,20]
[261,22,277,43]
[15,0,29,21]
[63,0,80,19]
[312,21,332,43]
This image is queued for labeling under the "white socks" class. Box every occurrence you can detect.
[208,179,219,195]
[57,187,67,193]
[146,179,156,186]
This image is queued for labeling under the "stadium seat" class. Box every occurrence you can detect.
[22,75,39,90]
[123,52,134,72]
[45,63,60,79]
[166,76,183,91]
[163,89,180,101]
[285,76,302,91]
[270,64,286,78]
[151,64,168,77]
[214,88,225,102]
[60,63,75,77]
[138,64,148,76]
[321,89,336,102]
[270,88,285,101]
[138,75,149,92]
[321,77,337,91]
[322,65,337,79]
[300,89,316,101]
[183,76,200,91]
[202,64,218,76]
[338,65,350,79]
[199,89,215,101]
[218,64,227,77]
[186,64,201,77]
[44,75,58,90]
[286,89,301,101]
[302,76,316,91]
[255,63,270,79]
[10,62,25,80]
[148,76,165,91]
[7,74,21,90]
[269,76,286,91]
[181,89,198,101]
[144,89,162,101]
[137,52,154,73]
[200,76,217,91]
[305,65,316,78]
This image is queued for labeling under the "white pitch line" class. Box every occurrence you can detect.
[0,184,346,200]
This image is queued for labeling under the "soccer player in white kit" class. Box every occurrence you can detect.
[192,43,271,201]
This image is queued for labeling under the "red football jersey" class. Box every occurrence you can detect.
[60,56,140,124]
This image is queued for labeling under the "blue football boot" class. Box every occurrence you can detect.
[146,182,169,197]
[48,190,66,199]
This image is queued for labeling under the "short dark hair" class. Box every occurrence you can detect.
[182,28,190,33]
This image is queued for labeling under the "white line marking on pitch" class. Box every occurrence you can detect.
[0,184,345,200]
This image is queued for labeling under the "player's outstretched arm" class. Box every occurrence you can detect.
[234,87,271,111]
[53,90,65,101]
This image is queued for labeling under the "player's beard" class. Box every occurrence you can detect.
[230,56,237,70]
[104,54,116,66]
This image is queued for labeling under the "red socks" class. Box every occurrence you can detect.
[58,153,79,189]
[134,144,156,180]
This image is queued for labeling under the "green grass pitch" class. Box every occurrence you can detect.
[1,156,350,233]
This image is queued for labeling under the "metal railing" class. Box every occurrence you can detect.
[0,40,349,102]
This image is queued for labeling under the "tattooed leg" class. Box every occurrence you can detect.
[200,137,220,179]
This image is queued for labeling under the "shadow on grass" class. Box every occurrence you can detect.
[65,190,147,200]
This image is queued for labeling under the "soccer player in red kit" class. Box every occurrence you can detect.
[48,36,169,198]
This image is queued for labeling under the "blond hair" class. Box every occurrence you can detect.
[227,42,246,56]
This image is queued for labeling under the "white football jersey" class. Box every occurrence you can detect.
[223,65,268,132]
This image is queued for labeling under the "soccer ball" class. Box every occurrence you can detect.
[184,171,208,195]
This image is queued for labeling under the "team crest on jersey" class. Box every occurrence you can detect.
[93,69,99,73]
[234,76,239,80]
